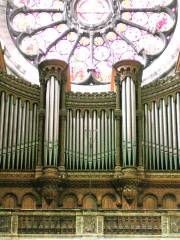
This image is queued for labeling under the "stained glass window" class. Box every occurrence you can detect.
[6,0,177,86]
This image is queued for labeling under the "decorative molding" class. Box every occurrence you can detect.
[142,73,180,103]
[0,72,40,103]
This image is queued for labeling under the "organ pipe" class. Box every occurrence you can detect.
[0,90,38,170]
[159,99,164,169]
[7,96,14,169]
[64,108,116,170]
[148,107,152,169]
[0,92,5,167]
[171,96,177,169]
[167,96,173,170]
[126,77,132,166]
[12,98,18,169]
[144,104,148,169]
[92,111,97,170]
[177,93,180,168]
[72,111,76,169]
[122,80,127,167]
[80,111,84,169]
[3,95,10,169]
[28,107,33,169]
[151,102,156,169]
[163,99,168,170]
[155,102,160,170]
[131,77,136,166]
[44,75,60,167]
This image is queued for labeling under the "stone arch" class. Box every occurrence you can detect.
[82,193,97,209]
[162,193,177,209]
[143,194,158,209]
[101,193,117,209]
[21,193,37,209]
[62,193,78,208]
[2,193,18,208]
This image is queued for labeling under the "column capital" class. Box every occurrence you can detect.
[113,60,143,83]
[38,59,68,84]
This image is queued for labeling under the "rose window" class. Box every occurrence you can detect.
[7,0,177,85]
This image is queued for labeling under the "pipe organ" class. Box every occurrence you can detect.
[0,74,39,170]
[65,109,115,170]
[143,94,180,170]
[0,60,180,212]
[44,76,60,167]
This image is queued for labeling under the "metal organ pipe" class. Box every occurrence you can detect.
[64,107,116,170]
[144,104,148,169]
[0,92,5,167]
[12,98,18,169]
[167,96,173,170]
[159,99,164,170]
[155,102,160,170]
[131,77,136,166]
[44,75,60,167]
[122,80,127,167]
[7,96,14,169]
[177,93,180,168]
[163,99,168,170]
[151,102,156,169]
[171,96,177,169]
[122,76,136,167]
[126,77,132,166]
[0,90,38,170]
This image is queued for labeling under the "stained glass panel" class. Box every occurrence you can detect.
[7,0,177,85]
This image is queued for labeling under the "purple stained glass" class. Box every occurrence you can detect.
[7,0,177,84]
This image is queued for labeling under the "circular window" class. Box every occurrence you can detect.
[74,0,111,27]
[6,0,178,86]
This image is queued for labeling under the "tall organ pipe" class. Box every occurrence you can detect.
[172,96,177,169]
[155,102,160,170]
[163,99,168,170]
[177,93,180,168]
[44,76,60,167]
[122,80,127,166]
[0,92,5,167]
[131,77,136,166]
[167,96,173,170]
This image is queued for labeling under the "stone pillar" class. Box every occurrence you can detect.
[37,60,68,174]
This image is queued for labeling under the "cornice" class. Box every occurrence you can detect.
[141,73,180,103]
[65,91,116,109]
[0,71,40,103]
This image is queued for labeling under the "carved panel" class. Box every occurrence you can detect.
[18,215,76,234]
[170,217,180,233]
[0,216,11,233]
[83,216,97,234]
[104,216,161,235]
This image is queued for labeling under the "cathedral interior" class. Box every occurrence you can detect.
[0,0,180,238]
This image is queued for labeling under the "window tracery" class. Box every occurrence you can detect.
[7,0,177,86]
